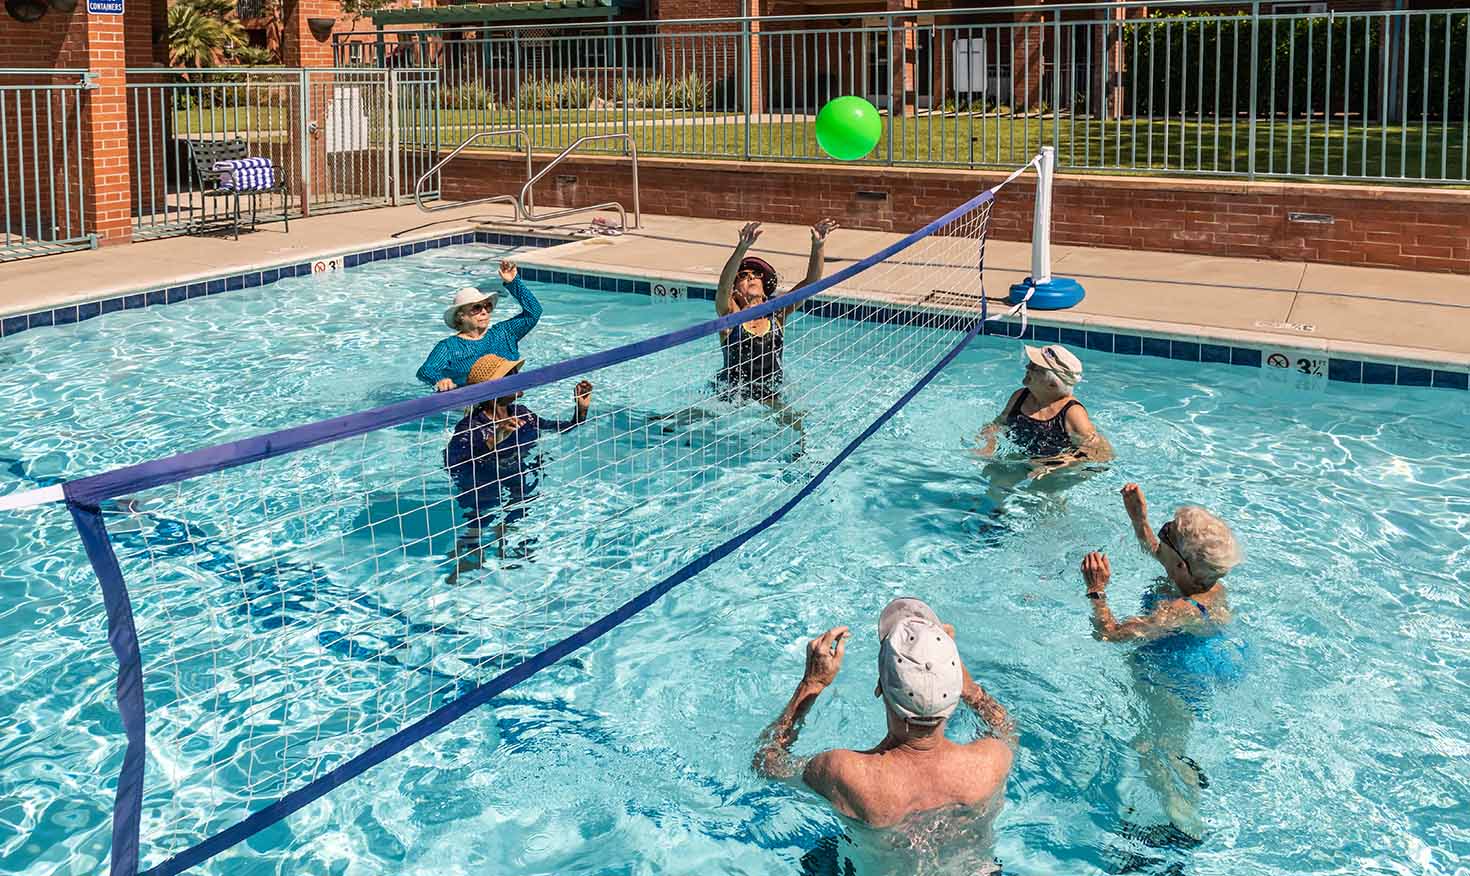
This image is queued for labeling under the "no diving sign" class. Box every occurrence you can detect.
[88,0,124,14]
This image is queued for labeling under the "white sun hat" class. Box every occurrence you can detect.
[442,286,499,330]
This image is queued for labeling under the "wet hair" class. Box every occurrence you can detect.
[1171,506,1242,582]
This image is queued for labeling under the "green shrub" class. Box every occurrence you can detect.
[444,82,496,111]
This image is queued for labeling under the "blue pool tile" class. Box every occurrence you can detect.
[29,310,54,328]
[167,286,189,303]
[617,278,634,294]
[598,275,617,291]
[2,315,27,336]
[414,241,429,253]
[1085,331,1114,353]
[633,280,651,296]
[53,306,78,325]
[202,279,223,295]
[551,271,568,285]
[1141,337,1172,359]
[262,268,280,284]
[1396,366,1431,387]
[242,272,261,288]
[1362,362,1397,385]
[78,302,100,321]
[387,245,402,259]
[1200,343,1231,364]
[372,248,387,261]
[1031,324,1060,343]
[145,290,167,307]
[100,298,125,315]
[1170,341,1200,362]
[427,239,442,250]
[1433,370,1468,390]
[294,263,312,277]
[473,231,489,243]
[1113,334,1142,355]
[344,253,362,268]
[1231,347,1262,368]
[227,275,245,291]
[1328,359,1362,383]
[1059,327,1087,348]
[693,286,717,301]
[187,282,207,299]
[125,294,145,310]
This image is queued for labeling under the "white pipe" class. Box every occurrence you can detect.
[0,485,64,512]
[1031,145,1054,287]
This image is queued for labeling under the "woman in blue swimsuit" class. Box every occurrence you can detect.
[1081,483,1244,846]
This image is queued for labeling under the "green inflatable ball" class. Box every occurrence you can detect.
[815,96,882,161]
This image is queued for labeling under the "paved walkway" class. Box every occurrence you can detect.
[4,201,1467,368]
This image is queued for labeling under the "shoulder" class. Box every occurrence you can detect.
[1002,388,1025,413]
[963,737,1014,772]
[803,749,864,796]
[1063,398,1094,428]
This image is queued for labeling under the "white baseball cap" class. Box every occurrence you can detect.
[1024,344,1084,386]
[442,286,499,330]
[877,597,963,725]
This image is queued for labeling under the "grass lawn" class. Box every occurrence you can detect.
[170,105,1469,181]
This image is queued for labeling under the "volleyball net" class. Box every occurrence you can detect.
[10,154,1045,876]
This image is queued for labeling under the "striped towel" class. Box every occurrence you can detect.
[212,157,277,192]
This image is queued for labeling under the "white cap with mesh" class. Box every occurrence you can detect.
[877,598,964,725]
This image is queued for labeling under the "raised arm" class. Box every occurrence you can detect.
[1083,552,1200,642]
[754,626,846,780]
[717,222,762,318]
[779,218,839,322]
[1121,483,1159,557]
[497,261,542,342]
[534,380,593,434]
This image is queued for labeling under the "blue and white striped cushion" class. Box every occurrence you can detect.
[211,157,277,192]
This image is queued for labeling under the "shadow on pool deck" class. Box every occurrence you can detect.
[2,200,1468,368]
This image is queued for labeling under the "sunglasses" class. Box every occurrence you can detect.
[736,269,765,280]
[461,302,490,315]
[1158,520,1193,575]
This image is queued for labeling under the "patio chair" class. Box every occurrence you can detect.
[187,139,290,240]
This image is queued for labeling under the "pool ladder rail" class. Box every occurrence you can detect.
[414,130,640,232]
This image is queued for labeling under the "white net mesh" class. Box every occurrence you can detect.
[92,183,1029,869]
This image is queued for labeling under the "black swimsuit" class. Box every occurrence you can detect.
[717,320,784,399]
[1004,388,1082,458]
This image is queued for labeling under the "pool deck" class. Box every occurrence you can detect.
[4,201,1469,370]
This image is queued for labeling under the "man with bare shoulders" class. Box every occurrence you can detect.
[753,598,1014,836]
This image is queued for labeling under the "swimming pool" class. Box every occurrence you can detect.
[1,243,1467,876]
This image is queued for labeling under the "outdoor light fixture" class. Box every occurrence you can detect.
[307,16,336,41]
[5,0,48,22]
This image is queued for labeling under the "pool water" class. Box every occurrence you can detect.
[1,244,1468,876]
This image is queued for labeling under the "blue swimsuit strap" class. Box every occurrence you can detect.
[1187,598,1209,618]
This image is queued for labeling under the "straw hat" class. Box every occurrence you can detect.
[466,354,525,386]
[443,286,500,330]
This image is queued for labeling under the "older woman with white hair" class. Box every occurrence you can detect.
[1081,483,1247,846]
[417,260,542,392]
[979,343,1109,476]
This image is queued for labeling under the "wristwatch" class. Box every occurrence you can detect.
[1086,590,1104,600]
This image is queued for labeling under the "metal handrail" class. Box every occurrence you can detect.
[517,134,640,231]
[415,128,532,216]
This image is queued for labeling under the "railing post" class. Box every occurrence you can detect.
[513,31,522,138]
[1247,0,1260,181]
[886,14,896,164]
[620,25,631,156]
[298,68,313,217]
[741,1,752,161]
[386,70,398,205]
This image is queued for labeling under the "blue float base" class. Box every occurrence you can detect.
[1008,276,1086,311]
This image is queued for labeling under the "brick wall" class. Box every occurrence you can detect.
[441,152,1470,274]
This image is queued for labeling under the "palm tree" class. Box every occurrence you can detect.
[166,0,247,69]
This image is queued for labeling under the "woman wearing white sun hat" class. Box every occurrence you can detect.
[416,259,542,392]
[979,343,1111,476]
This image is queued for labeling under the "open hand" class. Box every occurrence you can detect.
[434,378,456,392]
[1082,552,1111,595]
[803,626,848,689]
[1121,483,1148,521]
[737,221,762,249]
[811,218,839,243]
[573,379,593,411]
[498,260,518,284]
